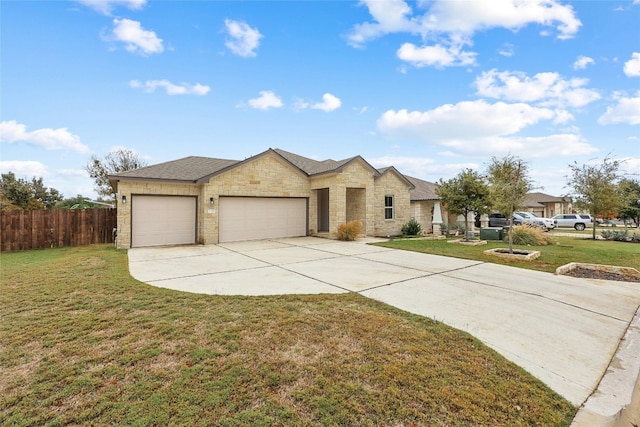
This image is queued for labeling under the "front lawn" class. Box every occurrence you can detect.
[1,245,576,426]
[375,235,640,273]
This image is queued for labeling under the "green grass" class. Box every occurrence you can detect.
[1,245,576,426]
[376,235,640,273]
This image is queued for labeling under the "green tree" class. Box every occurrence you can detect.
[486,156,534,253]
[566,156,623,239]
[55,194,114,209]
[436,168,489,241]
[85,148,147,200]
[0,172,62,210]
[617,178,640,227]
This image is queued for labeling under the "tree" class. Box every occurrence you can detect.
[566,156,623,239]
[0,172,62,210]
[486,156,534,253]
[436,168,489,241]
[55,194,114,209]
[617,178,640,227]
[85,148,147,200]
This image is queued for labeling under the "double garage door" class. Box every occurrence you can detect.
[131,195,307,247]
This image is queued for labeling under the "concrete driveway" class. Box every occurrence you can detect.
[128,236,640,412]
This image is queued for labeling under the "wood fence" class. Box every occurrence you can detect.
[0,208,117,252]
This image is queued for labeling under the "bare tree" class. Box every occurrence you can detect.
[486,155,534,253]
[85,148,147,200]
[566,156,623,239]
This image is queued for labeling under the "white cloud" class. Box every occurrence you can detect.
[109,18,163,56]
[0,120,89,153]
[498,43,514,57]
[129,80,210,95]
[378,100,556,140]
[397,42,477,68]
[348,0,581,49]
[598,92,640,125]
[0,160,49,178]
[247,91,283,110]
[76,0,146,15]
[573,55,594,70]
[376,100,597,159]
[224,19,263,57]
[474,69,600,108]
[311,93,342,112]
[621,157,640,177]
[623,52,640,77]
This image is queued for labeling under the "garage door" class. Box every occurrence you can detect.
[219,197,307,243]
[131,196,196,247]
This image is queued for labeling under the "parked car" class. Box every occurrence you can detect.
[514,211,555,231]
[488,213,545,229]
[551,213,594,230]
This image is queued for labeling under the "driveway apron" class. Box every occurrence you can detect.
[128,236,640,408]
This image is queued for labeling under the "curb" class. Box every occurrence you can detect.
[571,306,640,427]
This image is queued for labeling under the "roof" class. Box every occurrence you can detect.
[523,192,568,207]
[406,175,439,201]
[109,156,239,182]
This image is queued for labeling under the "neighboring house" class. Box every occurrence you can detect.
[109,148,443,249]
[521,192,571,218]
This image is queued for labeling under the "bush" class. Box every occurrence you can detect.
[401,219,422,236]
[337,220,364,241]
[601,229,626,241]
[511,224,553,246]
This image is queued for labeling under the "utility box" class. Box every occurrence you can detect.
[480,227,503,241]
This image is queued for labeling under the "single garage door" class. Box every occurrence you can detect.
[131,195,196,247]
[219,197,307,243]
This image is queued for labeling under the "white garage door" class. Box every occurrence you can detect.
[219,197,307,243]
[131,196,196,247]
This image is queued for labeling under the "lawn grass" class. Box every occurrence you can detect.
[375,235,640,273]
[1,245,576,426]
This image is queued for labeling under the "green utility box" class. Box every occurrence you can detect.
[480,227,503,241]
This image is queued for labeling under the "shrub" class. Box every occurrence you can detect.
[601,229,629,241]
[337,220,364,241]
[401,219,422,236]
[511,224,553,246]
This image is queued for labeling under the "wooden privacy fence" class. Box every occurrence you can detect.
[0,208,117,252]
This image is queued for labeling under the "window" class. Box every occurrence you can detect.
[384,195,394,220]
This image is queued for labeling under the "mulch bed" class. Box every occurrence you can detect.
[563,267,640,283]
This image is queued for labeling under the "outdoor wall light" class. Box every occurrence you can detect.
[121,195,127,204]
[209,197,215,205]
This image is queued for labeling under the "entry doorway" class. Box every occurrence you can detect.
[317,188,329,232]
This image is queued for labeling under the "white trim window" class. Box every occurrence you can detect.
[384,195,394,220]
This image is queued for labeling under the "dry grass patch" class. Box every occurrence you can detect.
[1,245,575,426]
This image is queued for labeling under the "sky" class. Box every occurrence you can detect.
[1,0,639,200]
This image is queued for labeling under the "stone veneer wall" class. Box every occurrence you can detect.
[411,200,435,234]
[310,160,376,238]
[205,152,311,244]
[374,172,411,237]
[115,181,203,249]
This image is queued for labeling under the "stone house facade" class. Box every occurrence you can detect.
[110,148,438,249]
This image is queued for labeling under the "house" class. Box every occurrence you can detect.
[109,148,444,249]
[521,192,571,218]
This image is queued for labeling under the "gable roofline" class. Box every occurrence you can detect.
[376,165,415,189]
[194,148,308,183]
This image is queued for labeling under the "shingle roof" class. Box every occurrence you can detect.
[406,175,439,201]
[110,156,239,182]
[523,191,568,207]
[109,149,421,194]
[273,148,361,175]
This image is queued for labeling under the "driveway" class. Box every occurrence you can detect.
[128,236,640,410]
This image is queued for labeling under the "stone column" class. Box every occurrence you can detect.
[432,201,443,236]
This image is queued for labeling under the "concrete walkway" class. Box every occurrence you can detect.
[128,237,640,412]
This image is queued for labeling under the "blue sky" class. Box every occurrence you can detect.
[1,0,639,200]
